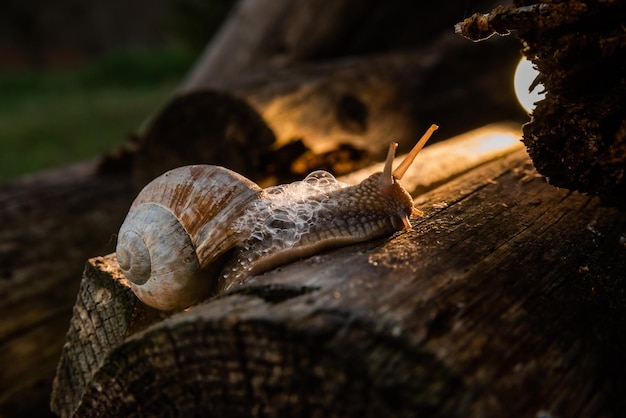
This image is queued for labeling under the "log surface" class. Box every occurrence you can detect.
[52,149,626,417]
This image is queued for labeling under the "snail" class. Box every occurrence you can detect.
[116,124,438,311]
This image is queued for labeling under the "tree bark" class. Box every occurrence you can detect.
[51,144,626,417]
[456,0,626,209]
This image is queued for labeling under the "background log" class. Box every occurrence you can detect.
[52,146,626,417]
[132,34,525,189]
[181,0,504,90]
[0,164,133,417]
[129,0,525,189]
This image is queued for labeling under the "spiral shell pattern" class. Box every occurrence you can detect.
[116,165,261,310]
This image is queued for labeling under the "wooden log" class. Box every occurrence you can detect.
[0,163,134,417]
[51,142,626,417]
[150,0,524,193]
[181,0,504,90]
[50,125,523,416]
[228,38,525,155]
[135,35,526,189]
[129,89,277,189]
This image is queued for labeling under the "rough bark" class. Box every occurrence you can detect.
[52,146,626,417]
[49,257,167,417]
[457,0,626,209]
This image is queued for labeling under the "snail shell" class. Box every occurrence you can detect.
[117,125,438,310]
[116,165,261,310]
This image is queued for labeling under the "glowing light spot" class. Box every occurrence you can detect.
[514,58,546,113]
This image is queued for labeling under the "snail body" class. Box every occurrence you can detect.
[116,125,438,310]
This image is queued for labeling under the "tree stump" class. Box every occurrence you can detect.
[51,140,626,417]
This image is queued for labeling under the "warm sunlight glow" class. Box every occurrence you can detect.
[340,124,524,192]
[514,58,545,113]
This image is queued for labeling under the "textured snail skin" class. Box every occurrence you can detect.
[219,171,415,292]
[117,125,438,311]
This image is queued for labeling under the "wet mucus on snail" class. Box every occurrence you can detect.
[116,124,439,310]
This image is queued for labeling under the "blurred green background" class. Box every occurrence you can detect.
[0,0,235,182]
